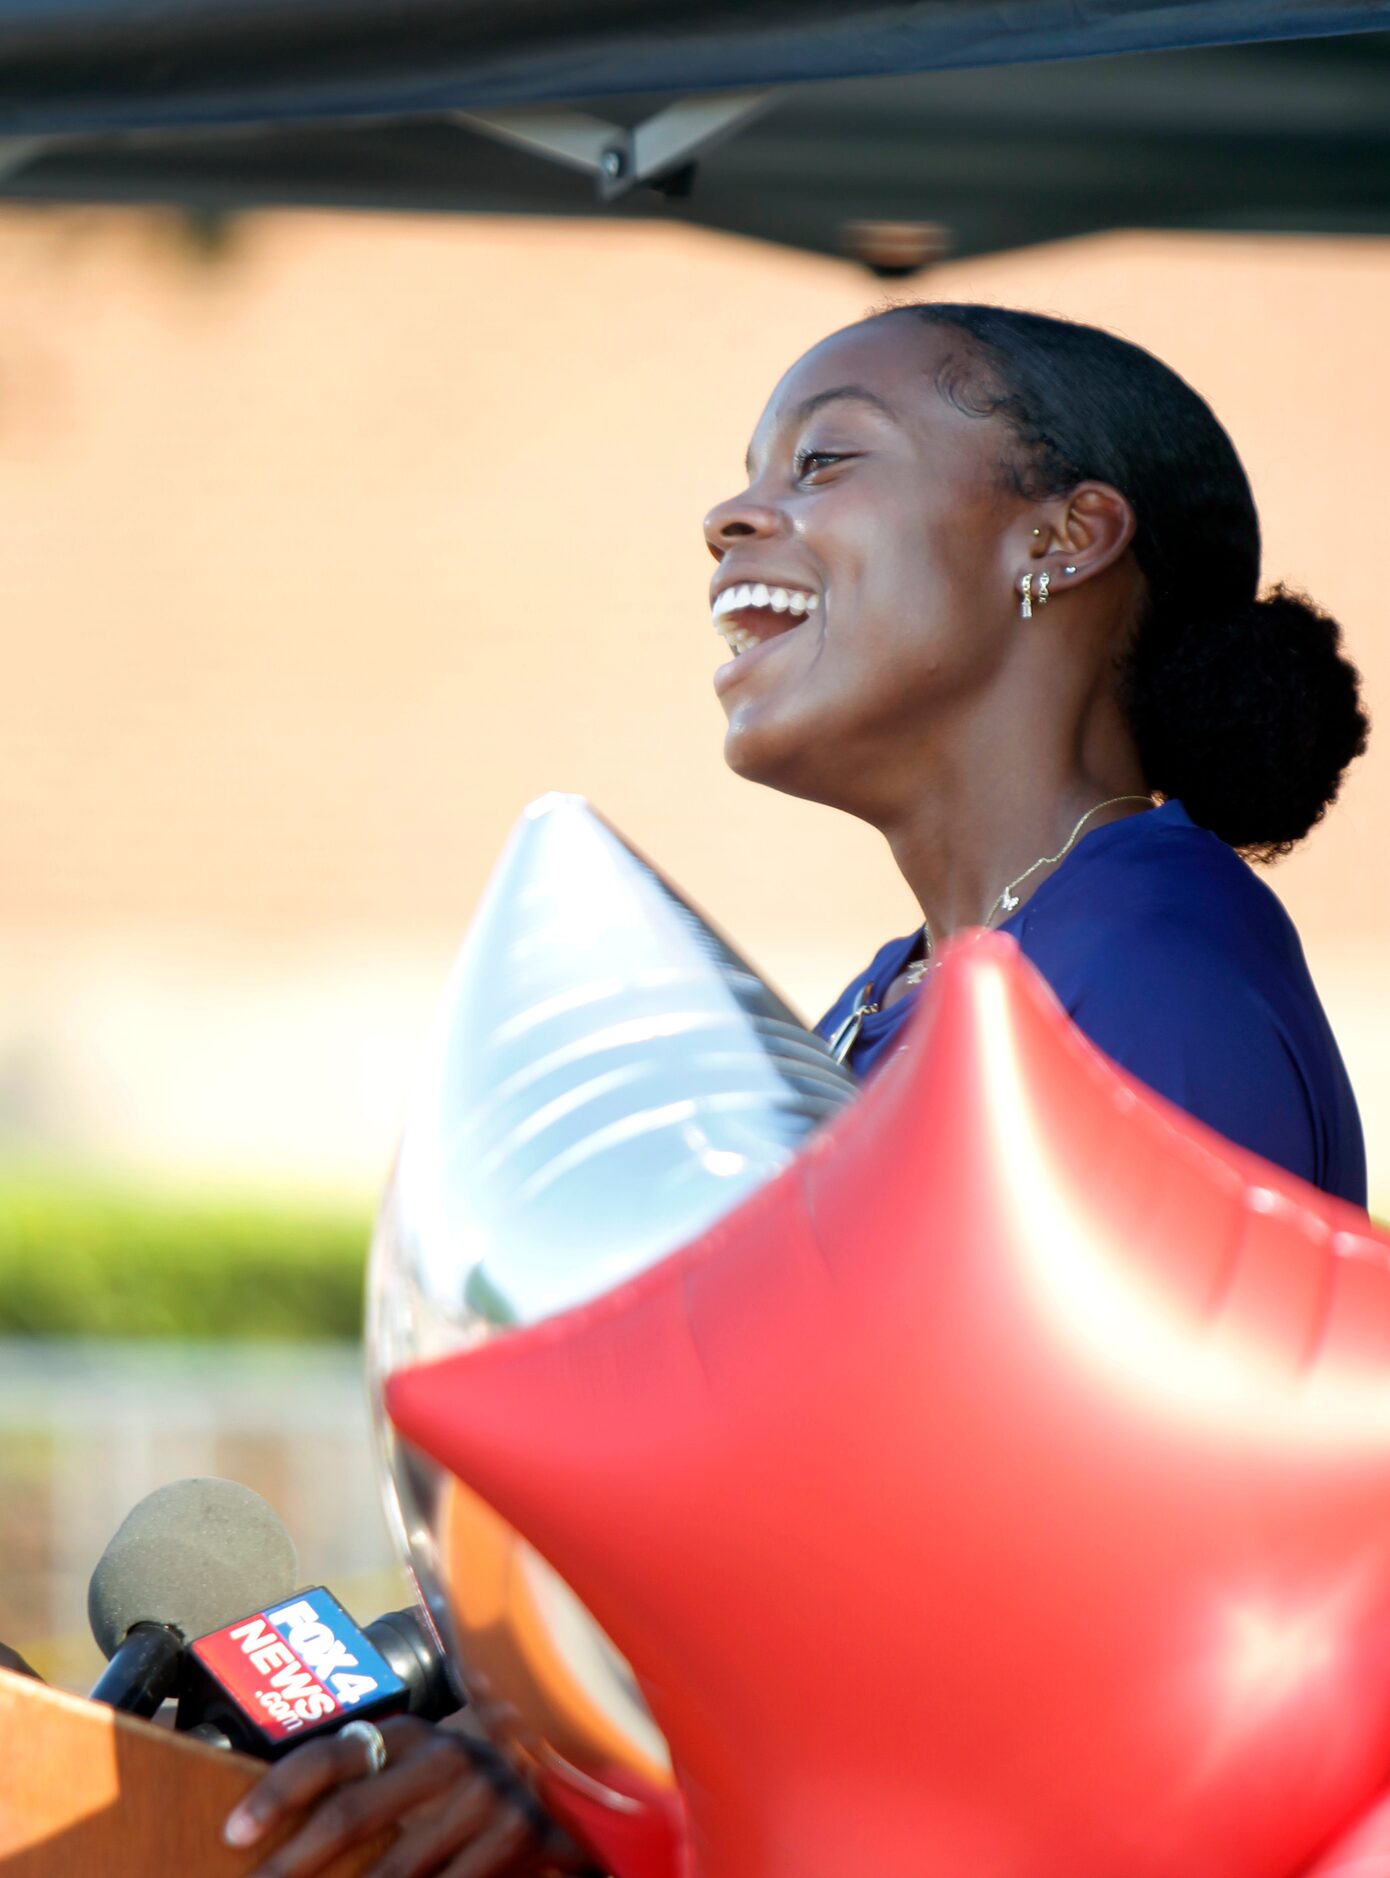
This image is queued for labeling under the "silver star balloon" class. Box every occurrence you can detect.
[366,794,856,1805]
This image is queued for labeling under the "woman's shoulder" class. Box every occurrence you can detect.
[1015,800,1365,1203]
[1019,805,1320,1048]
[1026,797,1303,967]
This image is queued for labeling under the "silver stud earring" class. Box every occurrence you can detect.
[1064,564,1077,576]
[1019,572,1032,620]
[1036,570,1050,607]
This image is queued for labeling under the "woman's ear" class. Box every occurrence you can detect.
[1039,482,1136,590]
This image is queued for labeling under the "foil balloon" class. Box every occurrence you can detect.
[1306,1790,1390,1875]
[366,793,855,1870]
[390,929,1390,1878]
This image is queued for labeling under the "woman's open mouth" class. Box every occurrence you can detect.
[711,582,819,661]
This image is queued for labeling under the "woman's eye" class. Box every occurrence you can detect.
[794,449,849,480]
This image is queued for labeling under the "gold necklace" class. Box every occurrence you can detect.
[900,794,1153,990]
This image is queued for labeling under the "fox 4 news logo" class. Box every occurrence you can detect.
[190,1587,406,1748]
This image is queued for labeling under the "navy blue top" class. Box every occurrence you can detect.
[815,801,1367,1207]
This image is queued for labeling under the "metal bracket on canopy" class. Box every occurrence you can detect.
[0,139,48,185]
[454,91,772,203]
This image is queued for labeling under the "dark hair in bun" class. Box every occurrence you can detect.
[879,303,1369,860]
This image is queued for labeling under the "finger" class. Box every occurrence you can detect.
[437,1802,538,1878]
[435,1748,572,1875]
[224,1719,433,1847]
[247,1743,487,1878]
[358,1774,511,1878]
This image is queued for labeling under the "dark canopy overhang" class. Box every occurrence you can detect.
[0,1,1388,265]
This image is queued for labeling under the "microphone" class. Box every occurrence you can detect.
[360,1605,458,1721]
[178,1590,458,1756]
[88,1477,298,1718]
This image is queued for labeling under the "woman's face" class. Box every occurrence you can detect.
[704,316,1033,815]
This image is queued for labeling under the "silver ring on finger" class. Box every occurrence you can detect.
[338,1719,388,1778]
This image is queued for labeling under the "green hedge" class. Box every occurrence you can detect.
[0,1167,371,1339]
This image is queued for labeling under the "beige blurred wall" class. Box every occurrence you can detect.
[0,209,1386,1202]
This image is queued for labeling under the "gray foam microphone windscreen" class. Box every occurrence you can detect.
[88,1476,298,1659]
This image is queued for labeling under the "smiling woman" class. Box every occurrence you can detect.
[706,304,1368,1205]
[219,302,1371,1878]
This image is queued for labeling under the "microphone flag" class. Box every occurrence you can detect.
[183,1586,407,1757]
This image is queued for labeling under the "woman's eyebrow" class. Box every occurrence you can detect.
[744,385,899,476]
[792,384,898,425]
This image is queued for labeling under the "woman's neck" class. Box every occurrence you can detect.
[878,706,1150,943]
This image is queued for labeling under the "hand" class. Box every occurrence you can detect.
[221,1713,591,1878]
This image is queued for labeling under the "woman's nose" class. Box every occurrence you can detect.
[703,491,783,557]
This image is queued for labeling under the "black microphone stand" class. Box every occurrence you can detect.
[89,1622,185,1717]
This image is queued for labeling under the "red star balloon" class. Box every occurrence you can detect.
[388,931,1390,1878]
[1307,1789,1390,1873]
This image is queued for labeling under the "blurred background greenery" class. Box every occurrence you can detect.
[0,1165,366,1340]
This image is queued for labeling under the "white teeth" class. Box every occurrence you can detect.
[711,583,818,623]
[716,623,759,656]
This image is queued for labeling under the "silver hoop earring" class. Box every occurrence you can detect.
[1019,573,1032,620]
[1037,570,1050,607]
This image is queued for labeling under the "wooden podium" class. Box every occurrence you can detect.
[0,1667,389,1875]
